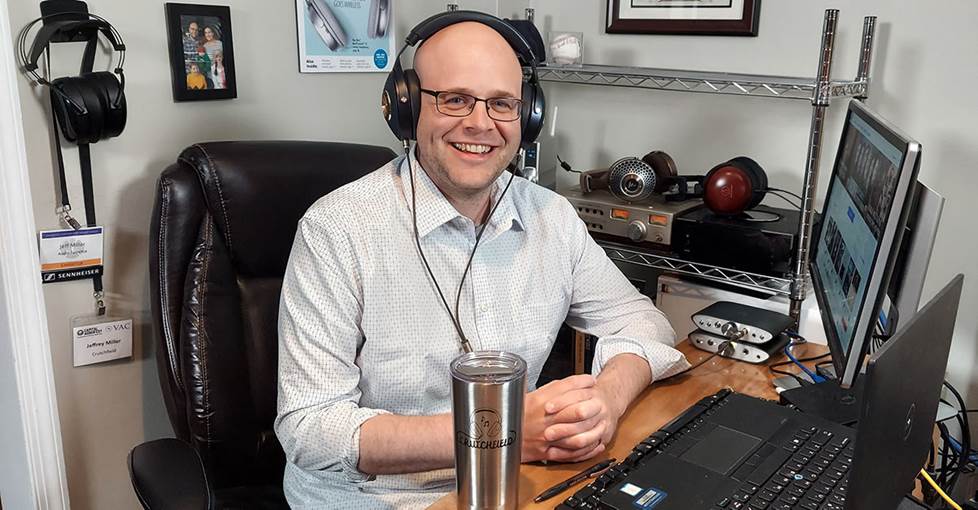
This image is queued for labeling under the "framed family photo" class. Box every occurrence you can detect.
[165,3,237,101]
[606,0,761,36]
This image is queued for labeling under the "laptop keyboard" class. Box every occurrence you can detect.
[712,422,854,510]
[556,389,855,510]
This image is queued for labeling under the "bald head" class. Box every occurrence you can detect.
[414,21,523,98]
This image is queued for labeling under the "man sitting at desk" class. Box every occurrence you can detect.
[274,15,690,509]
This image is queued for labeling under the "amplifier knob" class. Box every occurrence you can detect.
[626,220,647,241]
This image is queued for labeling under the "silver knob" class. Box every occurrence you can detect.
[626,220,647,242]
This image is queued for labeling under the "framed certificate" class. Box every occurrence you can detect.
[606,0,761,36]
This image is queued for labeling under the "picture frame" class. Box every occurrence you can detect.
[164,3,237,101]
[606,0,761,36]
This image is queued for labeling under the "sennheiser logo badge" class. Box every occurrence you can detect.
[43,273,57,282]
[456,408,516,450]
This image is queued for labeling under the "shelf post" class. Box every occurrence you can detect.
[789,9,839,323]
[855,16,877,99]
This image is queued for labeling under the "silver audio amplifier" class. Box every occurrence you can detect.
[562,187,701,246]
[692,301,794,345]
[689,329,789,364]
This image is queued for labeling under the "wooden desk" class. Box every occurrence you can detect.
[430,340,827,509]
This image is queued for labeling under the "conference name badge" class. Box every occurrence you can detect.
[38,226,104,283]
[72,316,133,367]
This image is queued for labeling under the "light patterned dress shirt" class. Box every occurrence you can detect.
[275,149,690,509]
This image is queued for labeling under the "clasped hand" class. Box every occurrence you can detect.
[522,374,622,463]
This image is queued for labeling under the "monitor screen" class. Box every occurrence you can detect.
[811,100,921,387]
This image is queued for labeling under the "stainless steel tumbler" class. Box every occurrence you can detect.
[451,351,527,510]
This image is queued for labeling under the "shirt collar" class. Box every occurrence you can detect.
[397,147,524,239]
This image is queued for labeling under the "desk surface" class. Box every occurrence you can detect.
[429,340,827,509]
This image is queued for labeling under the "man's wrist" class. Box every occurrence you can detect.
[595,381,628,420]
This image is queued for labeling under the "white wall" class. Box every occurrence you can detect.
[6,0,978,508]
[6,0,497,508]
[502,0,978,385]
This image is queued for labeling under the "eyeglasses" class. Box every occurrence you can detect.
[420,88,523,122]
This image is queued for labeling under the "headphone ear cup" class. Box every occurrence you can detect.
[520,79,545,147]
[75,76,108,144]
[703,160,754,216]
[641,150,678,194]
[404,68,422,141]
[580,169,610,194]
[50,76,90,143]
[382,62,416,142]
[729,156,767,209]
[85,71,127,142]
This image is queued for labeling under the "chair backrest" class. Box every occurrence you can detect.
[150,141,396,489]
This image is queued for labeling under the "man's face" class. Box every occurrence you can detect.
[414,23,523,200]
[188,22,198,37]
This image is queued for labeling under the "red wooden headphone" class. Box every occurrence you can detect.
[701,156,769,216]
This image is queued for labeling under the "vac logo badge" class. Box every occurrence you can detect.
[456,408,516,450]
[632,487,667,509]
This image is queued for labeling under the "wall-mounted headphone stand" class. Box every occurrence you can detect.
[541,10,876,325]
[27,0,121,315]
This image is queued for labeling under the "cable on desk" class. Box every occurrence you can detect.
[677,340,734,376]
[920,468,962,510]
[767,333,830,385]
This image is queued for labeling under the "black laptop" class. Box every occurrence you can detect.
[557,275,963,510]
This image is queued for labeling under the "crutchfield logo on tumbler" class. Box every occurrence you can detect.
[456,408,516,450]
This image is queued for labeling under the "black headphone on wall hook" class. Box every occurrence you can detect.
[18,9,128,145]
[18,3,128,315]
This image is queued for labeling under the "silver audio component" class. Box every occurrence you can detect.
[690,330,789,364]
[563,187,700,247]
[692,301,794,345]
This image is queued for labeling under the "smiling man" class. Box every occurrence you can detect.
[275,15,690,510]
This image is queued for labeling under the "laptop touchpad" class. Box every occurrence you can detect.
[678,425,761,475]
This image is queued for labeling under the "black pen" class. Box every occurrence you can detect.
[533,458,617,503]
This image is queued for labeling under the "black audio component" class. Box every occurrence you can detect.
[692,301,794,344]
[673,204,806,277]
[689,329,789,364]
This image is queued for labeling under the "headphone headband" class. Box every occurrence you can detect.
[405,10,538,65]
[25,15,125,71]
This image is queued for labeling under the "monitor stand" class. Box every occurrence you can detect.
[778,378,865,426]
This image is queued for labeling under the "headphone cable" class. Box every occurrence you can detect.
[405,142,516,354]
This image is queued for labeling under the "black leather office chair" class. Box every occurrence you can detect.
[128,141,396,509]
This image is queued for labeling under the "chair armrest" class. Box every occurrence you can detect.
[128,438,212,510]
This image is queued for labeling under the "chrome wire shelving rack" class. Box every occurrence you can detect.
[537,10,877,321]
[600,243,793,296]
[537,64,868,102]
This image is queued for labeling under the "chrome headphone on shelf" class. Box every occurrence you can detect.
[380,9,546,149]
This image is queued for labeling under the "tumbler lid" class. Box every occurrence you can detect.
[451,351,527,384]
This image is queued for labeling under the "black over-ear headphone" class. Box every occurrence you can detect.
[381,10,546,149]
[19,12,127,144]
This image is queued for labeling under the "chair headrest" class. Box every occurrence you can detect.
[178,141,396,277]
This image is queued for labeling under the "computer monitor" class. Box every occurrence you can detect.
[878,181,945,341]
[810,100,922,389]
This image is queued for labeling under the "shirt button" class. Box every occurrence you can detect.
[480,304,489,313]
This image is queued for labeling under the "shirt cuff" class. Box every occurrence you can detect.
[591,335,691,382]
[342,407,391,483]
